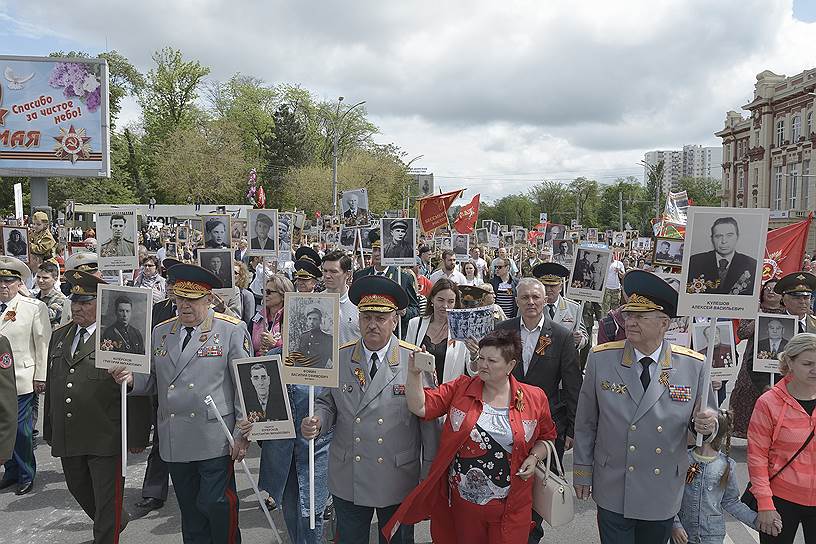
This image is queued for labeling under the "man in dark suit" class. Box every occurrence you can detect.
[353,230,419,338]
[0,336,15,465]
[342,193,368,226]
[756,318,789,357]
[687,217,757,295]
[296,308,334,368]
[495,276,582,543]
[243,363,287,422]
[655,241,672,263]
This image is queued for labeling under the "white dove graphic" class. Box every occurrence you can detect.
[4,67,35,90]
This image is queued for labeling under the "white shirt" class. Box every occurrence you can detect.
[71,322,97,356]
[429,269,468,285]
[606,260,625,290]
[471,257,487,280]
[520,314,546,374]
[178,324,200,352]
[338,289,360,345]
[362,342,390,379]
[633,344,662,383]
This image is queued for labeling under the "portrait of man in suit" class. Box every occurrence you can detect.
[757,318,790,357]
[250,212,276,251]
[687,216,757,295]
[295,308,333,369]
[342,191,369,227]
[200,251,232,288]
[655,241,672,263]
[242,363,287,422]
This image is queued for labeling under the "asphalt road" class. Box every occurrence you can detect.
[1,435,802,543]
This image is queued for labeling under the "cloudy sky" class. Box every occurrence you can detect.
[3,0,816,201]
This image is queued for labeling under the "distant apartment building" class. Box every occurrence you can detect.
[643,146,722,193]
[715,68,816,238]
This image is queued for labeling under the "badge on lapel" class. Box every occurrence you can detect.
[535,335,552,356]
[0,352,11,369]
[154,335,168,357]
[342,384,354,393]
[668,384,692,402]
[392,384,405,396]
[658,370,670,387]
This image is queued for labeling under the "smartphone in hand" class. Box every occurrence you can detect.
[413,351,435,374]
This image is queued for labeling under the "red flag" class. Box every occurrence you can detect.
[417,189,463,233]
[453,194,480,234]
[256,185,266,209]
[763,213,813,282]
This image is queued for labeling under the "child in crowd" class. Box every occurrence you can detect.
[672,410,758,544]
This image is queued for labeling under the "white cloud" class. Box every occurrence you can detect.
[5,0,816,200]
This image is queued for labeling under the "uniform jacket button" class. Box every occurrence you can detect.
[66,383,72,388]
[377,418,384,425]
[69,368,75,374]
[188,383,194,389]
[656,426,663,432]
[169,384,175,390]
[355,437,360,443]
[377,438,383,444]
[355,417,361,424]
[655,447,662,454]
[628,445,635,452]
[628,466,634,472]
[354,455,361,462]
[377,457,384,463]
[654,468,661,475]
[65,398,71,403]
[66,413,72,418]
[630,425,636,431]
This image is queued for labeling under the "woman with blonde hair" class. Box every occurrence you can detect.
[251,273,294,354]
[748,332,816,542]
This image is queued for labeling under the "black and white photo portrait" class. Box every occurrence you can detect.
[282,292,340,388]
[678,207,768,319]
[612,231,626,247]
[3,227,28,261]
[545,223,565,242]
[452,233,469,262]
[233,356,295,440]
[381,218,416,266]
[341,188,370,228]
[248,209,278,255]
[652,237,684,267]
[339,227,356,251]
[567,247,611,304]
[95,285,152,373]
[198,248,234,289]
[476,228,489,246]
[278,213,293,262]
[513,227,527,245]
[96,209,138,270]
[552,239,574,267]
[165,241,178,259]
[691,321,738,380]
[586,228,598,242]
[203,214,231,249]
[753,313,798,374]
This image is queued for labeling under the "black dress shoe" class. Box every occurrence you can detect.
[135,497,164,510]
[0,479,17,490]
[15,481,33,495]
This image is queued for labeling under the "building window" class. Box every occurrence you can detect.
[792,115,802,142]
[805,160,811,210]
[776,119,785,147]
[788,165,799,210]
[808,111,813,137]
[754,129,760,146]
[774,166,783,210]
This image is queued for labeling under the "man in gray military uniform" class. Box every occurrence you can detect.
[302,275,439,544]
[573,270,718,543]
[111,264,252,544]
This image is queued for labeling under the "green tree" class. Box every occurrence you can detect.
[677,176,721,207]
[640,159,665,232]
[208,75,277,161]
[567,177,600,226]
[528,181,571,225]
[597,177,647,231]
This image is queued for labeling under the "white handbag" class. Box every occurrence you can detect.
[532,440,575,527]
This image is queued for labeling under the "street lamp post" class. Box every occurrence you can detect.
[403,155,424,213]
[331,97,367,217]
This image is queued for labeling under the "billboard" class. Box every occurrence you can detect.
[0,55,110,178]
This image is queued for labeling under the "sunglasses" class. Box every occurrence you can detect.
[265,290,279,295]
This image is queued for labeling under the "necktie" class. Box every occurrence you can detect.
[717,259,728,280]
[370,353,379,380]
[182,327,194,351]
[74,328,88,356]
[0,303,6,314]
[799,321,805,334]
[640,357,654,391]
[547,304,555,319]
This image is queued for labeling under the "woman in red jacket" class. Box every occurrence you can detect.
[748,332,816,542]
[383,329,557,543]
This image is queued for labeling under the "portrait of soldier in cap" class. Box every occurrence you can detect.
[381,218,416,265]
[249,210,277,253]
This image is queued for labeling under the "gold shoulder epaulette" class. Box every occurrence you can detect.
[340,340,357,349]
[672,345,705,361]
[592,340,626,353]
[399,339,420,351]
[214,312,241,325]
[156,316,177,328]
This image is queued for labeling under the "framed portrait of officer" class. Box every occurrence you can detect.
[248,209,278,256]
[566,246,611,303]
[380,218,416,267]
[652,237,685,267]
[198,248,235,298]
[552,239,574,267]
[277,212,293,264]
[488,221,501,248]
[753,313,798,374]
[678,207,768,319]
[282,292,340,388]
[691,321,739,380]
[359,226,375,254]
[233,355,295,441]
[340,188,371,228]
[2,226,29,262]
[96,209,138,270]
[95,284,152,373]
[164,241,178,259]
[513,227,527,245]
[201,214,232,250]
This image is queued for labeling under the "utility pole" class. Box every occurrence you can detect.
[331,96,343,217]
[618,191,624,231]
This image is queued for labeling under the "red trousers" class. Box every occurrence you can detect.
[450,487,506,543]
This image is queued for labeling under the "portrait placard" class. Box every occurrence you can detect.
[232,219,248,242]
[488,221,501,248]
[176,226,189,244]
[95,285,152,373]
[585,228,598,242]
[552,239,574,267]
[753,313,798,374]
[475,228,489,246]
[233,355,295,441]
[678,207,768,319]
[339,227,356,252]
[691,321,739,380]
[197,248,235,298]
[282,292,340,388]
[359,227,375,254]
[248,209,278,256]
[447,307,493,342]
[539,212,548,223]
[201,214,232,249]
[164,241,178,259]
[611,231,626,247]
[566,246,611,303]
[341,188,371,228]
[513,227,527,245]
[96,209,138,271]
[381,218,417,267]
[451,234,469,263]
[545,224,566,243]
[2,226,29,262]
[652,237,684,268]
[277,212,293,264]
